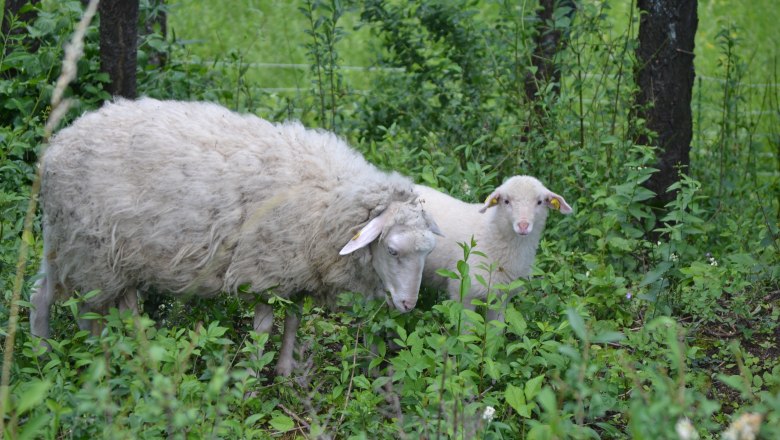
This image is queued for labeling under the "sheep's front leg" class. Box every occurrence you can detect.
[30,265,55,340]
[118,289,140,316]
[275,309,301,377]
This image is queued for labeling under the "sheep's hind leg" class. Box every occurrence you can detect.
[274,309,301,377]
[77,302,107,336]
[75,288,139,338]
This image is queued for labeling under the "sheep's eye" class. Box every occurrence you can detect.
[504,199,510,205]
[388,247,399,257]
[537,200,543,205]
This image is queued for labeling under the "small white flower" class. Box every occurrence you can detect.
[675,417,698,440]
[626,291,633,300]
[722,413,762,440]
[482,406,495,422]
[708,256,718,267]
[585,271,591,278]
[670,253,679,262]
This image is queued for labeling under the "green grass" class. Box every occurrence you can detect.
[167,0,780,91]
[168,0,378,91]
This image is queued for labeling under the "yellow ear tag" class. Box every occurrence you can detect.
[351,231,361,241]
[487,196,498,206]
[550,198,561,210]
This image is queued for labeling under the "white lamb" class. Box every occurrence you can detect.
[416,176,572,322]
[30,97,442,376]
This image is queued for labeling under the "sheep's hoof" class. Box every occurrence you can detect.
[274,360,295,377]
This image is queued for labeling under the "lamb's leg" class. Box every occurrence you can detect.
[450,279,511,327]
[449,279,481,318]
[274,309,301,377]
[486,290,516,325]
[485,299,506,324]
[250,302,275,377]
[30,262,55,340]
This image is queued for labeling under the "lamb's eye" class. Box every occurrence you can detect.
[388,247,399,257]
[504,199,510,205]
[537,200,543,205]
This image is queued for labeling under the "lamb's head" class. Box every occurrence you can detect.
[478,175,572,236]
[339,200,442,312]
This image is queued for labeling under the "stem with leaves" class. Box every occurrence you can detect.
[0,0,100,433]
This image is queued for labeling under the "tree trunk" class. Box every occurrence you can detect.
[634,0,698,209]
[523,0,576,103]
[2,0,41,55]
[99,0,139,98]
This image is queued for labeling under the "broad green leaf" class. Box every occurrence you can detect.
[727,253,758,266]
[505,306,528,336]
[718,374,747,393]
[436,268,460,280]
[592,331,625,344]
[524,375,544,400]
[566,308,587,341]
[16,380,50,414]
[244,413,264,426]
[462,309,484,325]
[505,383,530,417]
[607,236,632,251]
[18,413,49,440]
[639,262,673,287]
[396,325,407,342]
[148,344,167,362]
[456,260,470,277]
[269,415,295,432]
[537,387,557,413]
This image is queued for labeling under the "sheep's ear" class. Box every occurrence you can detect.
[423,210,445,237]
[546,192,573,214]
[339,213,387,255]
[478,190,501,214]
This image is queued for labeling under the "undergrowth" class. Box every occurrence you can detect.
[1,0,778,438]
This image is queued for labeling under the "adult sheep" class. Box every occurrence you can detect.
[416,176,572,322]
[31,97,442,376]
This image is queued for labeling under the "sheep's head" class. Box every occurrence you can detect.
[339,200,441,312]
[478,176,572,236]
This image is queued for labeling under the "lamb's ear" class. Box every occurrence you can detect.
[339,212,387,255]
[423,210,445,237]
[478,190,501,214]
[546,192,573,214]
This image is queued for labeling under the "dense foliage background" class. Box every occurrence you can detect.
[1,0,778,438]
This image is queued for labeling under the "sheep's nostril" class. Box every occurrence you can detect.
[517,221,531,235]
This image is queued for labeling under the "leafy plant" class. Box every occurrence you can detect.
[1,0,778,438]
